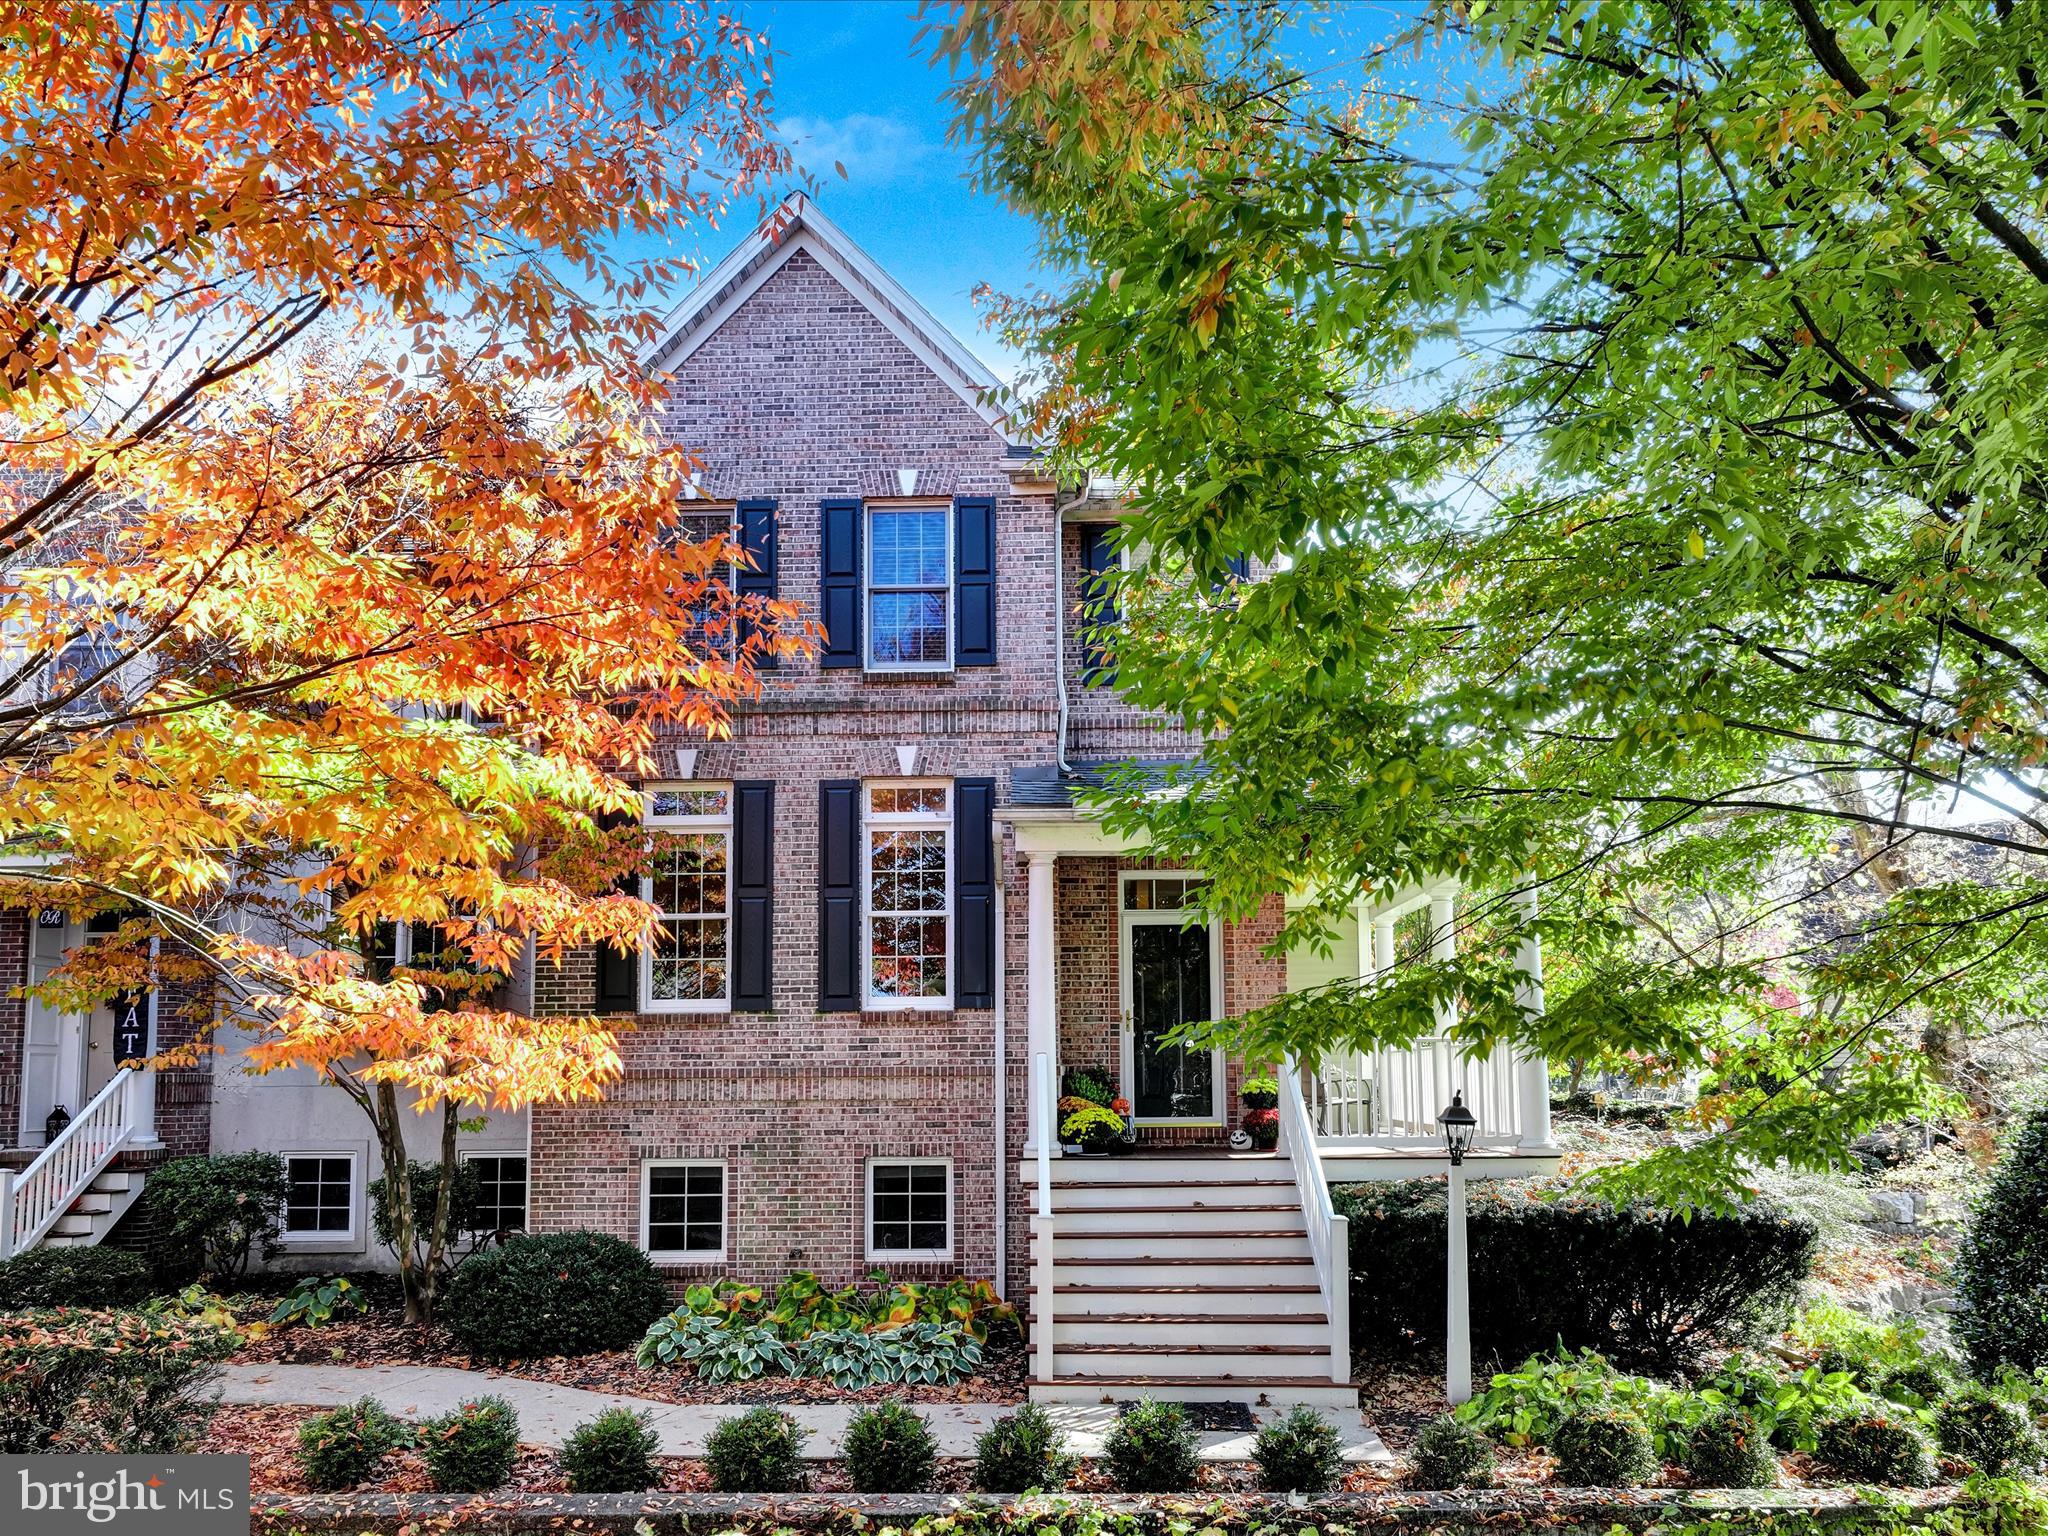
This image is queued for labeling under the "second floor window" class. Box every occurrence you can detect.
[866,504,951,669]
[644,784,731,1011]
[864,781,951,1007]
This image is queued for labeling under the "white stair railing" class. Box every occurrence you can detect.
[0,1065,140,1257]
[1279,1055,1351,1383]
[1030,1051,1057,1384]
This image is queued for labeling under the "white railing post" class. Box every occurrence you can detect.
[0,1169,16,1259]
[1024,852,1058,1156]
[8,1065,136,1254]
[1030,1051,1058,1385]
[1280,1055,1351,1384]
[1514,886,1557,1151]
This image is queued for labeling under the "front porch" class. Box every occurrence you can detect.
[1002,799,1559,1407]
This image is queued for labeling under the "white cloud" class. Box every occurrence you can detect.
[781,113,937,186]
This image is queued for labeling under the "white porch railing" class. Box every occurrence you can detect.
[1030,1051,1057,1384]
[0,1065,142,1257]
[1279,1055,1351,1383]
[1313,1039,1526,1147]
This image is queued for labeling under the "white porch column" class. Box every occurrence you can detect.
[1024,851,1059,1155]
[1372,914,1396,973]
[1514,887,1557,1151]
[1428,890,1457,1038]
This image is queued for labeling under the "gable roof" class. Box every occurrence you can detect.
[642,193,1015,440]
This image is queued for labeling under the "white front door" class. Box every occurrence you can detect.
[20,913,86,1146]
[1117,873,1226,1126]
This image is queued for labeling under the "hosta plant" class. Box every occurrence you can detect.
[636,1313,793,1382]
[799,1324,981,1390]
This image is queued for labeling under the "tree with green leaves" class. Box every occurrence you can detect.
[929,0,2048,1203]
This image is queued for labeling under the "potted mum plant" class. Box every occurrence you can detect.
[1240,1075,1280,1150]
[1058,1069,1132,1155]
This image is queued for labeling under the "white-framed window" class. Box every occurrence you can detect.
[642,783,732,1012]
[461,1152,528,1235]
[281,1152,359,1244]
[673,504,739,657]
[641,1159,726,1261]
[866,1158,953,1260]
[865,503,952,670]
[863,781,952,1008]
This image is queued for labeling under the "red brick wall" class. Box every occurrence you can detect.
[529,245,1061,1287]
[0,907,24,1147]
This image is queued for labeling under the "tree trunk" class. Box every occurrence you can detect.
[374,1081,428,1325]
[420,1101,459,1323]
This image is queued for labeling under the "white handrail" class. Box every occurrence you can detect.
[2,1065,138,1257]
[1281,1055,1351,1383]
[1029,1051,1057,1384]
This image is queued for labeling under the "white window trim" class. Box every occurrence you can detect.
[278,1150,362,1248]
[640,782,734,1015]
[865,1156,954,1262]
[674,503,740,659]
[862,779,954,1011]
[640,1157,728,1263]
[864,501,954,673]
[457,1149,529,1233]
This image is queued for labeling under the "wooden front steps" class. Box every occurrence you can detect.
[1022,1152,1352,1409]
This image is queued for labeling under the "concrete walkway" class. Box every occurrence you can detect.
[217,1363,1392,1465]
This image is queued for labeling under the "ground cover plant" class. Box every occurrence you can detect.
[636,1270,1008,1388]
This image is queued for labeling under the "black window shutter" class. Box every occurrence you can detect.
[732,780,774,1010]
[1078,523,1120,685]
[954,495,997,667]
[1226,553,1250,582]
[593,809,639,1013]
[955,777,996,1008]
[819,497,863,668]
[819,779,861,1008]
[736,499,779,671]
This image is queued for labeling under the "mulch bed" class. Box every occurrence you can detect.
[229,1300,1029,1407]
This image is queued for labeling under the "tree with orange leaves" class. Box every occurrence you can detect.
[0,1,805,1319]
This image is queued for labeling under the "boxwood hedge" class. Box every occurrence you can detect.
[1331,1177,1815,1372]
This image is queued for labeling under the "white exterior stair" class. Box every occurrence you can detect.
[1023,1151,1355,1409]
[40,1166,145,1247]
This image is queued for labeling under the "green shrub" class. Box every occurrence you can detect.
[1409,1415,1495,1489]
[1935,1385,2039,1476]
[441,1230,667,1360]
[267,1275,367,1330]
[1793,1301,1929,1380]
[1813,1411,1935,1487]
[1683,1407,1777,1488]
[1552,1408,1658,1486]
[1253,1405,1344,1493]
[1333,1177,1816,1372]
[1953,1102,2048,1377]
[420,1396,519,1493]
[296,1398,412,1491]
[558,1408,660,1493]
[1102,1400,1199,1492]
[141,1152,288,1282]
[842,1400,936,1493]
[704,1405,808,1493]
[0,1307,236,1454]
[973,1403,1074,1492]
[0,1247,152,1309]
[1878,1358,1951,1406]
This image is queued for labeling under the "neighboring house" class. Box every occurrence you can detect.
[0,196,1559,1405]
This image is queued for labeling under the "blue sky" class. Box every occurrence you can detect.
[635,1,1440,381]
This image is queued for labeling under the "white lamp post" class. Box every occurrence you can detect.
[1439,1089,1477,1405]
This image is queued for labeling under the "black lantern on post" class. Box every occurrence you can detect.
[1439,1089,1477,1166]
[1438,1088,1477,1405]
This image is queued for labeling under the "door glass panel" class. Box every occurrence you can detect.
[1129,921,1215,1119]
